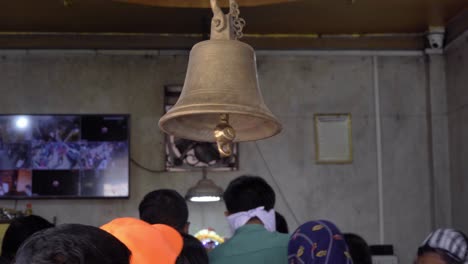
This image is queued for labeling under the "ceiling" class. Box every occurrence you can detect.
[1,0,468,49]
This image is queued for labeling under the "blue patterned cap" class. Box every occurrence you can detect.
[288,220,353,264]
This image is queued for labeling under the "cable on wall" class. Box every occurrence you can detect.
[130,158,165,173]
[254,141,301,226]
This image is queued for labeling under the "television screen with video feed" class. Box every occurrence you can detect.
[0,114,130,199]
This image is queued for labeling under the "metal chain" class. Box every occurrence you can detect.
[229,0,246,39]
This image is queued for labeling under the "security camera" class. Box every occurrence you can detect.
[426,27,445,49]
[428,33,444,49]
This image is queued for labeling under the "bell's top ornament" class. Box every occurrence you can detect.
[210,0,246,40]
[158,0,282,157]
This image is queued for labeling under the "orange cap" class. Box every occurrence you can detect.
[101,217,183,264]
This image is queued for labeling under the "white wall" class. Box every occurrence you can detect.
[0,50,435,264]
[446,32,468,233]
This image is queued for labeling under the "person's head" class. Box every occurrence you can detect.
[139,189,189,232]
[14,224,130,264]
[0,256,9,264]
[288,220,353,264]
[1,215,54,261]
[344,233,372,264]
[101,217,183,264]
[223,175,276,233]
[223,175,275,214]
[416,228,468,264]
[176,234,209,264]
[275,212,289,234]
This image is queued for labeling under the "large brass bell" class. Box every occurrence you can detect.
[158,0,282,157]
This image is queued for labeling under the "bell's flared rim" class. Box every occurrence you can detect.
[159,108,282,142]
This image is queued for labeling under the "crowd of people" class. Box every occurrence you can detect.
[31,141,127,170]
[0,175,466,264]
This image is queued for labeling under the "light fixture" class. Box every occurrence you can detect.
[15,116,29,129]
[159,0,282,158]
[186,168,223,202]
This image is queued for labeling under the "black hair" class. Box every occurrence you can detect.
[139,189,189,231]
[0,256,10,264]
[344,233,373,264]
[14,224,131,264]
[176,234,209,264]
[275,212,289,234]
[1,215,55,261]
[223,175,276,214]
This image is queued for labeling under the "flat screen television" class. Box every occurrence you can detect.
[0,114,130,199]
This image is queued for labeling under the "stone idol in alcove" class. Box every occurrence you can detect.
[163,85,238,172]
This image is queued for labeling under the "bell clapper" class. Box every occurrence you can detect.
[214,114,236,157]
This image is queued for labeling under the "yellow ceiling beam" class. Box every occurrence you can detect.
[113,0,297,8]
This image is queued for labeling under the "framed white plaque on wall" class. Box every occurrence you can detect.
[314,113,353,164]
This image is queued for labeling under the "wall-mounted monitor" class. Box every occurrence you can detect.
[0,114,130,199]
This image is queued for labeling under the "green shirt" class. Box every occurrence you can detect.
[209,224,289,264]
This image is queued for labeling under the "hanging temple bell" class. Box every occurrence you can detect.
[158,0,282,157]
